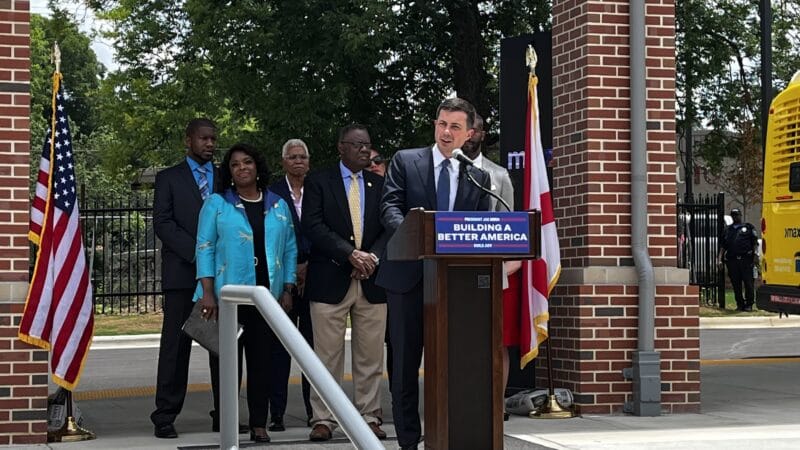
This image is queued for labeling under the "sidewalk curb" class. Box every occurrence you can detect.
[699,316,800,329]
[92,318,799,349]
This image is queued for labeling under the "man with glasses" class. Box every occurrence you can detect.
[267,139,313,430]
[302,124,389,441]
[377,98,491,449]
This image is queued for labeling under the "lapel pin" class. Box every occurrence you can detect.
[367,182,373,187]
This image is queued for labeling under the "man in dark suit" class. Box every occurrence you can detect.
[377,98,491,449]
[302,124,389,442]
[266,138,313,430]
[151,118,219,438]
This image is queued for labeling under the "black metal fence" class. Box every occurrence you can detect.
[70,186,728,313]
[677,193,726,306]
[79,188,161,314]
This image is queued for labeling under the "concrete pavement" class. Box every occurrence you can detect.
[13,316,800,449]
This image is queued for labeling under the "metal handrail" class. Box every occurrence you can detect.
[218,285,384,450]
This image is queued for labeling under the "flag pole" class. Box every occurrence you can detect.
[523,45,576,420]
[44,41,96,443]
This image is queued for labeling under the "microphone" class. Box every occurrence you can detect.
[451,148,477,167]
[451,149,512,212]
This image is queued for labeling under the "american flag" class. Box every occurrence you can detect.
[19,74,94,390]
[519,69,561,368]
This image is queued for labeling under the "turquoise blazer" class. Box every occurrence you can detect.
[193,188,297,303]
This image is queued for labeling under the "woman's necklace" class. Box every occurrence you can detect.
[238,190,263,203]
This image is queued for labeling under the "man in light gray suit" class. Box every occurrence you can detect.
[461,113,514,211]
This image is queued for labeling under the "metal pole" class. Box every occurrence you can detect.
[220,285,383,450]
[219,298,240,450]
[626,0,661,417]
[760,0,772,156]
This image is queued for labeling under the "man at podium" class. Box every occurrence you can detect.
[377,98,491,449]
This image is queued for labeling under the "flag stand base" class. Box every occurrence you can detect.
[529,394,577,419]
[47,416,96,442]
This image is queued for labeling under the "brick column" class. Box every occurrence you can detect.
[0,0,49,444]
[547,0,700,414]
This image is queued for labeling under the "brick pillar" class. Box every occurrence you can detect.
[0,0,49,444]
[547,0,700,414]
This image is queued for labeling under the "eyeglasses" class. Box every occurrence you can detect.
[284,154,309,161]
[340,141,371,149]
[370,156,386,165]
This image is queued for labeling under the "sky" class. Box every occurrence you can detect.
[30,0,118,71]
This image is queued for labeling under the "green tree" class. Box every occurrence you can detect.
[30,8,126,195]
[30,9,105,141]
[676,0,800,213]
[87,0,549,171]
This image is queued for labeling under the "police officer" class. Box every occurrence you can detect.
[717,208,759,311]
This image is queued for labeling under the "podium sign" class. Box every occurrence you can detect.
[435,211,531,254]
[386,209,541,449]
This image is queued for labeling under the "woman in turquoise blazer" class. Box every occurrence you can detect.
[194,143,297,443]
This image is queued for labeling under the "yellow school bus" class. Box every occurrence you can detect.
[757,71,800,315]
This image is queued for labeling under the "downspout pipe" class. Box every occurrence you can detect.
[622,0,661,416]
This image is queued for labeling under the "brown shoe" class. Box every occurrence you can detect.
[309,423,332,441]
[368,422,387,440]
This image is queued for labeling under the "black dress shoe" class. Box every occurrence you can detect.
[154,423,178,439]
[268,416,285,432]
[250,427,271,443]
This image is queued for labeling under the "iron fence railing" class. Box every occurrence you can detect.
[79,187,161,314]
[677,193,726,307]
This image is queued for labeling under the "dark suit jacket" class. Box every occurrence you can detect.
[376,146,491,293]
[269,177,310,264]
[153,160,218,291]
[302,165,389,304]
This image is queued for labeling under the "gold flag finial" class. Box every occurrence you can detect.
[526,45,537,73]
[51,42,61,74]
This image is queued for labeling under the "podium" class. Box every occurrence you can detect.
[386,208,541,450]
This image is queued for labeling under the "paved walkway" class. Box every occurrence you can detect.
[12,316,800,449]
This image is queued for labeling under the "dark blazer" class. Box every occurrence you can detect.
[269,177,310,264]
[153,160,218,290]
[376,146,491,293]
[302,165,389,304]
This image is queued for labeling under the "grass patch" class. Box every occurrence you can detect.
[699,289,777,317]
[94,313,164,336]
[91,290,774,336]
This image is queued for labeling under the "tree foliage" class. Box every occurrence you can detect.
[30,10,105,141]
[676,0,800,212]
[86,0,550,171]
[29,8,131,199]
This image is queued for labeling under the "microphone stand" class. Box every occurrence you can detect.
[461,165,512,212]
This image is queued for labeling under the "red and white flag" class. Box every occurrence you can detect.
[519,72,561,368]
[19,73,94,390]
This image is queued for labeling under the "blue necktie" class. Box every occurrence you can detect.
[197,166,209,200]
[437,159,450,211]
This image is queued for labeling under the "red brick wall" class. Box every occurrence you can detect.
[0,0,48,444]
[547,0,699,414]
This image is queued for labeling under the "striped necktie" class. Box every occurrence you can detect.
[348,173,362,249]
[197,166,209,200]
